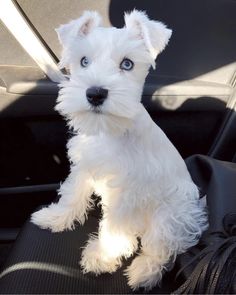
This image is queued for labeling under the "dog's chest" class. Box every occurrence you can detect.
[84,134,137,172]
[69,133,148,178]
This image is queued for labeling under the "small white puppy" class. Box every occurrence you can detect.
[31,10,208,290]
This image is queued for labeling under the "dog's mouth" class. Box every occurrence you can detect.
[90,106,103,114]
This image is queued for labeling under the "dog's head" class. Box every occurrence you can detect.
[55,10,172,135]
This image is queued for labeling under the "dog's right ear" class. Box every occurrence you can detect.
[55,11,101,69]
[56,11,101,46]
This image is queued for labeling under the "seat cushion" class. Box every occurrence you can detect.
[0,214,177,294]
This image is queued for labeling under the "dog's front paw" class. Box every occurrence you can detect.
[80,237,121,274]
[125,255,163,291]
[31,204,75,232]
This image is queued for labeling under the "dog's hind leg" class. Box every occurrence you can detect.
[125,197,205,290]
[125,204,178,291]
[125,228,171,291]
[80,217,138,274]
[31,166,94,232]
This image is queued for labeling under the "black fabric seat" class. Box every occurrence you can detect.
[0,212,177,294]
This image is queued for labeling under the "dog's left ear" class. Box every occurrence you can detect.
[124,10,172,69]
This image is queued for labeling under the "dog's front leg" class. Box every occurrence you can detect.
[80,216,138,274]
[31,166,93,232]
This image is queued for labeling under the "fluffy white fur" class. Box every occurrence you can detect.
[31,10,208,291]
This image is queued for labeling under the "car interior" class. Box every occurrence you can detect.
[0,0,236,293]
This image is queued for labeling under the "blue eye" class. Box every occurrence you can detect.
[80,56,90,67]
[120,58,134,71]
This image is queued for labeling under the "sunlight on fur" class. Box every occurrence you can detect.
[100,233,133,259]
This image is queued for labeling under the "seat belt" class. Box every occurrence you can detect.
[0,0,65,83]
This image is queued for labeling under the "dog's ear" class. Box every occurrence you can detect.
[124,10,172,69]
[55,11,101,69]
[56,11,101,46]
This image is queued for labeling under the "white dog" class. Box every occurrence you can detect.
[31,10,208,290]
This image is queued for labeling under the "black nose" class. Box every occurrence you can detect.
[86,87,108,106]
